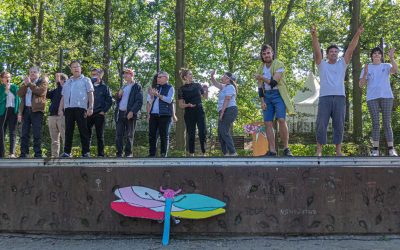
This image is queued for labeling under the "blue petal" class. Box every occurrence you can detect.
[173,194,226,211]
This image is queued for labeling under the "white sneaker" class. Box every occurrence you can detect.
[8,154,16,158]
[229,152,238,156]
[370,149,379,157]
[389,149,398,156]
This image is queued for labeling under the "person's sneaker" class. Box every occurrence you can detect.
[229,152,238,156]
[264,151,277,157]
[82,153,90,158]
[283,148,293,157]
[125,154,133,158]
[370,149,379,156]
[9,154,16,158]
[389,148,398,157]
[60,152,71,158]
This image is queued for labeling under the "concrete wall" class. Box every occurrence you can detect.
[0,158,399,234]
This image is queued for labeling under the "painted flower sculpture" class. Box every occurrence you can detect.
[111,186,226,245]
[243,123,266,142]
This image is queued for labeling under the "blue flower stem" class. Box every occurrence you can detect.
[162,198,173,245]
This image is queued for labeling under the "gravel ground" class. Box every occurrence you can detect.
[0,234,399,250]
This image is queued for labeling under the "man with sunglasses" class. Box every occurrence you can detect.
[148,71,174,157]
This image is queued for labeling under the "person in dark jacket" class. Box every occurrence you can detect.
[18,66,48,158]
[46,73,68,157]
[114,68,143,157]
[148,71,174,157]
[0,71,20,158]
[87,68,113,157]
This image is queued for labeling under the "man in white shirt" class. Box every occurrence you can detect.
[58,60,94,157]
[311,25,364,156]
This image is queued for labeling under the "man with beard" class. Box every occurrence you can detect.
[311,25,364,156]
[254,44,294,157]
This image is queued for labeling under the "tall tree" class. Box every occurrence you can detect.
[350,0,362,142]
[175,0,186,150]
[103,0,112,83]
[35,0,45,65]
[263,0,295,55]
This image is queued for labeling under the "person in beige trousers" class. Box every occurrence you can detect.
[46,73,67,157]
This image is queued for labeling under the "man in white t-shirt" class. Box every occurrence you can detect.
[311,25,364,156]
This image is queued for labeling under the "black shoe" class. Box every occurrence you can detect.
[82,153,90,158]
[34,155,42,158]
[148,154,155,158]
[264,151,277,157]
[283,148,293,157]
[19,154,27,158]
[60,152,71,158]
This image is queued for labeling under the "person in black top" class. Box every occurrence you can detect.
[87,68,113,157]
[178,68,207,156]
[47,73,68,157]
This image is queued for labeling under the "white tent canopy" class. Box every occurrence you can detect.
[289,72,320,133]
[294,71,320,106]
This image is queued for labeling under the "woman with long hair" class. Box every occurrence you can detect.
[0,71,21,158]
[210,70,238,156]
[178,68,207,156]
[360,47,398,156]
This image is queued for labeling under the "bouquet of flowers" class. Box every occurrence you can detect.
[243,122,266,142]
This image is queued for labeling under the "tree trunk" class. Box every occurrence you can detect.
[119,54,124,87]
[350,0,362,143]
[36,0,45,66]
[344,68,350,131]
[103,0,112,83]
[83,0,95,65]
[175,0,186,151]
[29,2,37,64]
[263,0,295,56]
[263,0,272,45]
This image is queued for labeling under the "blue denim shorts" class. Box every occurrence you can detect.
[262,90,286,121]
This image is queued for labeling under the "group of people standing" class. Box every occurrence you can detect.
[254,24,398,157]
[0,24,398,158]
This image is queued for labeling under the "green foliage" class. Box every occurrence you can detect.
[290,143,367,156]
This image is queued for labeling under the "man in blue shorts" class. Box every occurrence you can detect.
[255,45,295,157]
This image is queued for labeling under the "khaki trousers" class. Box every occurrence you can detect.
[48,115,65,157]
